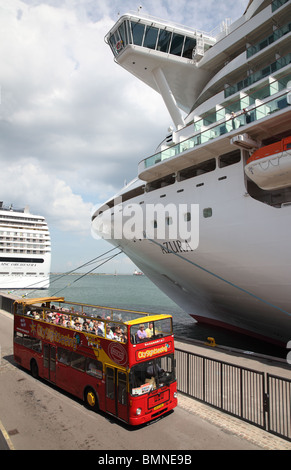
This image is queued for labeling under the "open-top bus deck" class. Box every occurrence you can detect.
[13,297,177,425]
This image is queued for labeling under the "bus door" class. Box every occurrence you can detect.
[105,366,128,422]
[43,344,56,383]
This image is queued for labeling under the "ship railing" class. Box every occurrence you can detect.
[139,77,291,174]
[225,53,291,98]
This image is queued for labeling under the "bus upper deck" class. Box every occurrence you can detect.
[14,296,174,367]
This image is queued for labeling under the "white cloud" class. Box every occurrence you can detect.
[0,160,93,232]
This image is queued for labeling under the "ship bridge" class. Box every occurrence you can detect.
[105,12,216,129]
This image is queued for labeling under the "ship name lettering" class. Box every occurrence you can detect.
[161,240,193,255]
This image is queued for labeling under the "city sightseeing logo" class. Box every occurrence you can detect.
[91,197,200,250]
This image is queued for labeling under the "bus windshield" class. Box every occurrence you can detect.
[129,354,175,396]
[130,317,172,344]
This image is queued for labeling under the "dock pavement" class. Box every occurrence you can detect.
[175,338,291,450]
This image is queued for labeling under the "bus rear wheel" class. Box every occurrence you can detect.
[85,388,98,411]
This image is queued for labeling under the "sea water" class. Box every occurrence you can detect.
[14,273,285,358]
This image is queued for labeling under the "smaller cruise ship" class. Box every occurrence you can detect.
[0,202,51,289]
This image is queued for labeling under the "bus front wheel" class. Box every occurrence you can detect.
[85,387,99,411]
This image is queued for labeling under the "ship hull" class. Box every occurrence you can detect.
[0,275,50,290]
[0,256,51,289]
[92,159,291,347]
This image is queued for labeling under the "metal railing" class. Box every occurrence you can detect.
[176,348,291,442]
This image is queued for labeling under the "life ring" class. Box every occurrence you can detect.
[116,40,123,51]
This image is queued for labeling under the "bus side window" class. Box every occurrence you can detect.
[106,367,115,399]
[58,347,71,365]
[118,371,127,405]
[70,352,86,371]
[86,358,103,379]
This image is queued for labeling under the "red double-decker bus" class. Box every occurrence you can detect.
[13,297,177,425]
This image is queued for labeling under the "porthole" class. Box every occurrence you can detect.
[203,208,212,218]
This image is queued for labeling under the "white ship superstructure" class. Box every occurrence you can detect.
[0,202,51,289]
[92,0,291,346]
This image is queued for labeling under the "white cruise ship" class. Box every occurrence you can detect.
[92,0,291,346]
[0,202,51,289]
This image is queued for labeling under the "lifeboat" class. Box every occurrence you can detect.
[245,136,291,190]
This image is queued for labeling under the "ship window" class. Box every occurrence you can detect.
[130,21,145,46]
[144,25,159,49]
[178,158,216,181]
[146,173,175,192]
[157,29,172,53]
[203,208,212,218]
[118,21,128,47]
[184,212,191,222]
[109,32,119,54]
[219,150,241,168]
[170,33,184,56]
[183,37,196,58]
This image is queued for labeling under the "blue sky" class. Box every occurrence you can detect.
[0,0,248,273]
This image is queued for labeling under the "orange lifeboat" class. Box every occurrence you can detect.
[245,136,291,190]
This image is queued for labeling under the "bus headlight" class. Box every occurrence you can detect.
[174,392,178,399]
[136,408,142,415]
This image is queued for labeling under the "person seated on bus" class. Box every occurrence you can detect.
[105,324,115,339]
[145,322,154,338]
[97,321,104,336]
[136,324,147,342]
[114,325,123,341]
[74,320,82,331]
[82,321,90,332]
[32,310,40,319]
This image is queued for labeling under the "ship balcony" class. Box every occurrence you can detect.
[138,84,291,181]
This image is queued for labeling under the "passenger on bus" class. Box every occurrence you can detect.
[137,324,147,342]
[145,322,153,338]
[82,321,90,331]
[97,321,104,336]
[105,324,115,339]
[114,326,123,341]
[74,320,82,331]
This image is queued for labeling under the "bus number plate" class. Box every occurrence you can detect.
[153,403,164,411]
